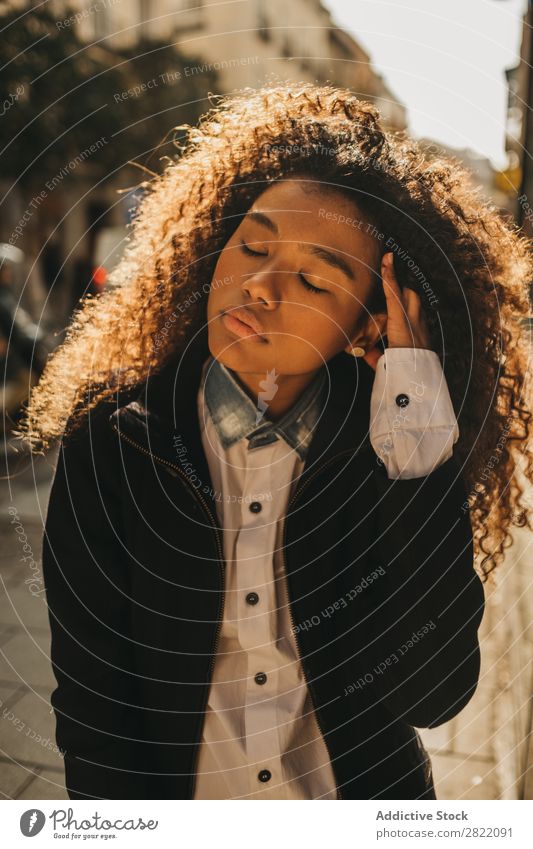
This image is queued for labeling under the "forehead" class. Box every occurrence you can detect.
[246,179,380,266]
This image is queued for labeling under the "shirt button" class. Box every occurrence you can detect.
[254,672,267,685]
[246,592,259,605]
[395,393,410,408]
[249,501,262,513]
[258,769,272,783]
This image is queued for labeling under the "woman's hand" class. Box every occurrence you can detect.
[363,251,432,371]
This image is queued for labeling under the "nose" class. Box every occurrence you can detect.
[241,265,281,309]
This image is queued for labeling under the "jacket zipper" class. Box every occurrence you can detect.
[110,423,226,799]
[112,419,371,800]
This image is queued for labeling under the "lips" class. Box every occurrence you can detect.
[221,305,266,338]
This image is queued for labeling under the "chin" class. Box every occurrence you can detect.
[214,343,277,377]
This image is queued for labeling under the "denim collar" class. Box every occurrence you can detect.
[201,355,328,461]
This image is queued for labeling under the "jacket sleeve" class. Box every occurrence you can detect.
[42,407,148,799]
[360,449,485,728]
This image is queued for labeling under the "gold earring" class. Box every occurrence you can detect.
[349,346,366,357]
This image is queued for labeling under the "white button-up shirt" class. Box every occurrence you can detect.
[193,348,458,799]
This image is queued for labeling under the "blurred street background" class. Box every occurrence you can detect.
[0,0,532,800]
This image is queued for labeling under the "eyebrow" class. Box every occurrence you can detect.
[244,210,356,282]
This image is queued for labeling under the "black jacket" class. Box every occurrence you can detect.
[42,331,485,800]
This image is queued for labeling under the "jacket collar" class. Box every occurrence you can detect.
[201,354,328,461]
[108,328,376,514]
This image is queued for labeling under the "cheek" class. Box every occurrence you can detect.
[211,250,231,288]
[279,306,344,360]
[304,301,366,354]
[298,300,360,338]
[338,296,368,335]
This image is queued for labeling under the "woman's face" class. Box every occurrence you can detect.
[207,178,384,376]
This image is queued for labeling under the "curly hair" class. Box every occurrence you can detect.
[15,82,533,580]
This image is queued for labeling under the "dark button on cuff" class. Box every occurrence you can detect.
[254,672,267,685]
[395,393,410,408]
[246,592,259,605]
[250,501,262,513]
[258,769,272,783]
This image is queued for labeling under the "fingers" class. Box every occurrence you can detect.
[381,252,409,329]
[382,252,420,304]
[381,252,430,349]
[381,252,401,302]
[404,286,422,324]
[381,253,409,319]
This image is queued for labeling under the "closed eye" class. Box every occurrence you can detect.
[298,273,326,295]
[239,239,327,295]
[239,239,267,257]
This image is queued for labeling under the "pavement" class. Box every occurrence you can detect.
[0,442,530,800]
[0,442,67,799]
[419,588,499,800]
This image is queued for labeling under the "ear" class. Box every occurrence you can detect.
[343,311,388,357]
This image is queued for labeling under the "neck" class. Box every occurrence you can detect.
[230,368,321,421]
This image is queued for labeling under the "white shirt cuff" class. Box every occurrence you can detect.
[369,348,459,480]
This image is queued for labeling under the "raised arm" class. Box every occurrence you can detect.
[364,449,485,728]
[356,252,484,726]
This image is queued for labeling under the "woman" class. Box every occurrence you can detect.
[17,83,533,800]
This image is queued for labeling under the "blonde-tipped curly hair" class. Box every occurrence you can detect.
[16,82,533,579]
